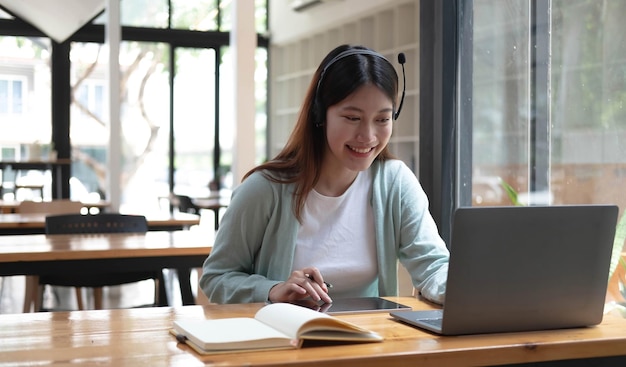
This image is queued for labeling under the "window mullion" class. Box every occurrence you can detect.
[529,0,552,204]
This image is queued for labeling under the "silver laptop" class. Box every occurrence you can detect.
[390,205,618,335]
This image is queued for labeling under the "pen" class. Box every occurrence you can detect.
[305,274,333,289]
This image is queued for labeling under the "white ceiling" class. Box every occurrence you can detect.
[0,0,105,43]
[270,0,398,45]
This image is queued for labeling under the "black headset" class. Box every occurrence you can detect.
[313,49,407,125]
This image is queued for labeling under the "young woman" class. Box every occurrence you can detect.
[200,44,449,305]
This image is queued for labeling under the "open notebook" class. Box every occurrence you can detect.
[391,205,618,335]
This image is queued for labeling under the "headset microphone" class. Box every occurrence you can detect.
[394,52,406,120]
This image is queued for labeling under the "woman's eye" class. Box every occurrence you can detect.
[344,116,360,121]
[376,117,391,123]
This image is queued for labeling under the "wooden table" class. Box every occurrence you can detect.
[0,212,200,235]
[0,199,110,214]
[0,159,72,199]
[191,196,230,230]
[0,297,624,366]
[0,230,212,306]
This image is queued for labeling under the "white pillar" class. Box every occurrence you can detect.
[230,0,257,187]
[106,0,121,211]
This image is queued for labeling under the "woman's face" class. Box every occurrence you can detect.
[323,84,394,174]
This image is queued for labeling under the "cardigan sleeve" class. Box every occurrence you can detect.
[199,172,286,304]
[375,160,449,304]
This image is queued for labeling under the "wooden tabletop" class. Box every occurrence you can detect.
[0,199,110,213]
[0,230,212,262]
[0,297,624,367]
[0,230,212,306]
[0,212,200,234]
[191,196,230,210]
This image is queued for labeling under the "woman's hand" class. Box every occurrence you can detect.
[268,267,332,304]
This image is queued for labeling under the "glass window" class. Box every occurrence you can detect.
[217,46,268,189]
[118,40,171,212]
[2,0,268,209]
[93,0,168,27]
[76,82,106,120]
[218,0,232,32]
[173,47,217,197]
[255,0,268,34]
[10,79,23,113]
[69,42,109,201]
[0,78,25,114]
[470,1,530,206]
[69,41,172,209]
[0,79,8,113]
[254,47,268,163]
[468,0,626,217]
[218,0,268,33]
[550,0,626,211]
[121,0,169,28]
[171,0,218,31]
[0,36,51,160]
[0,8,11,19]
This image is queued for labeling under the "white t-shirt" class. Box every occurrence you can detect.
[292,170,379,297]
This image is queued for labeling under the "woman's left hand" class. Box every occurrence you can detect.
[267,267,332,304]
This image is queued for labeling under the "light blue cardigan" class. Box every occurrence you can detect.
[199,159,449,304]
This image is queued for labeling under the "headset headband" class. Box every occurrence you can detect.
[314,48,406,122]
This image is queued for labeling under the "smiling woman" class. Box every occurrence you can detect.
[199,44,450,308]
[322,84,394,192]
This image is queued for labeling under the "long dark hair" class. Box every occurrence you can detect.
[244,44,399,221]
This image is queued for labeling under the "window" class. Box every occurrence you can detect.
[0,7,10,19]
[171,0,218,31]
[0,36,52,166]
[462,0,626,218]
[172,47,217,198]
[422,1,625,242]
[1,0,268,207]
[0,77,24,114]
[75,82,106,120]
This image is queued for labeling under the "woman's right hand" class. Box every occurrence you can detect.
[268,267,332,304]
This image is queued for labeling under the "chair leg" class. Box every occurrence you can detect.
[23,276,39,313]
[93,287,103,309]
[154,278,160,306]
[35,284,45,311]
[212,208,220,230]
[75,287,85,310]
[157,272,167,306]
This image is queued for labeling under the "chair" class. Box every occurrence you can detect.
[171,193,200,214]
[45,213,148,234]
[17,199,85,215]
[36,213,165,311]
[16,199,85,312]
[171,193,226,230]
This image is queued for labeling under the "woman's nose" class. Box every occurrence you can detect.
[356,122,375,141]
